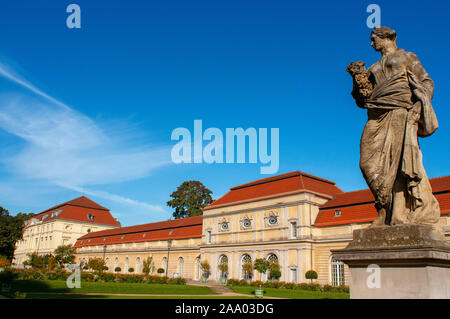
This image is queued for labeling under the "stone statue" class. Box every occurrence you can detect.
[347,27,440,228]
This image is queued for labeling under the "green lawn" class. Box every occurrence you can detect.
[229,286,349,299]
[8,280,216,295]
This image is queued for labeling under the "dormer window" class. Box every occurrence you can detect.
[87,213,94,221]
[334,210,341,217]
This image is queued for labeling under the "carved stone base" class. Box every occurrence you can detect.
[332,224,450,299]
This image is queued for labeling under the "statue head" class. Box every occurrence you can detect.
[370,27,397,52]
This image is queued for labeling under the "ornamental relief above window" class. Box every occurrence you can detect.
[239,215,253,230]
[264,211,279,227]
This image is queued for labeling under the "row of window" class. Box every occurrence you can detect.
[206,221,299,244]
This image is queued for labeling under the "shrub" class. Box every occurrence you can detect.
[305,270,318,283]
[0,270,17,284]
[87,257,107,273]
[168,277,186,285]
[157,268,165,275]
[250,280,264,287]
[14,291,27,299]
[227,279,239,286]
[0,256,11,268]
[269,269,281,280]
[114,267,121,273]
[238,279,248,286]
[128,268,134,273]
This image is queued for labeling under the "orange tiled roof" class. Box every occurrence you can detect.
[315,176,450,227]
[28,196,121,227]
[74,215,202,247]
[204,171,343,210]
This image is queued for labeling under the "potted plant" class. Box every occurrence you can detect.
[217,261,228,285]
[305,270,318,284]
[200,261,210,282]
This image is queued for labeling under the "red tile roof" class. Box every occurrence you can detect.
[204,171,343,210]
[315,176,450,227]
[74,215,202,247]
[28,196,121,227]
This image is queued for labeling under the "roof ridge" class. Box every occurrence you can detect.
[230,170,336,190]
[78,216,203,239]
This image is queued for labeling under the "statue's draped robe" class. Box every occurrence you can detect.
[358,49,440,225]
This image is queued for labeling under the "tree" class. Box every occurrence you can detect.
[0,207,33,260]
[54,244,76,267]
[87,257,107,273]
[269,259,281,280]
[253,258,270,281]
[200,261,210,280]
[218,260,228,282]
[142,257,153,275]
[24,253,44,268]
[43,254,58,270]
[305,270,318,283]
[167,181,213,219]
[242,261,253,281]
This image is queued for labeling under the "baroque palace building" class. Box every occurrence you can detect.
[13,196,121,266]
[16,171,450,285]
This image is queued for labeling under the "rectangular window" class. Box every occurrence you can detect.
[290,222,297,238]
[331,260,345,286]
[207,230,212,244]
[291,269,297,283]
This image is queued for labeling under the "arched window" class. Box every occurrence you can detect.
[266,253,279,280]
[240,254,252,280]
[125,257,129,273]
[178,257,184,276]
[105,258,110,272]
[195,257,201,280]
[115,258,119,272]
[136,257,141,274]
[218,255,228,280]
[331,259,345,286]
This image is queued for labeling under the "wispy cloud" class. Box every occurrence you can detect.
[0,59,171,215]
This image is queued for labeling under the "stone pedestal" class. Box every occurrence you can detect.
[332,224,450,299]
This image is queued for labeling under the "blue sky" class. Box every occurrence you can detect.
[0,0,449,226]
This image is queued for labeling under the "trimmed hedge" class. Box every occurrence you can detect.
[8,269,186,285]
[226,278,349,293]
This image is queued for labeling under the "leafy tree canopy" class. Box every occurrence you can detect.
[0,207,33,260]
[167,181,213,219]
[87,257,107,273]
[54,244,76,266]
